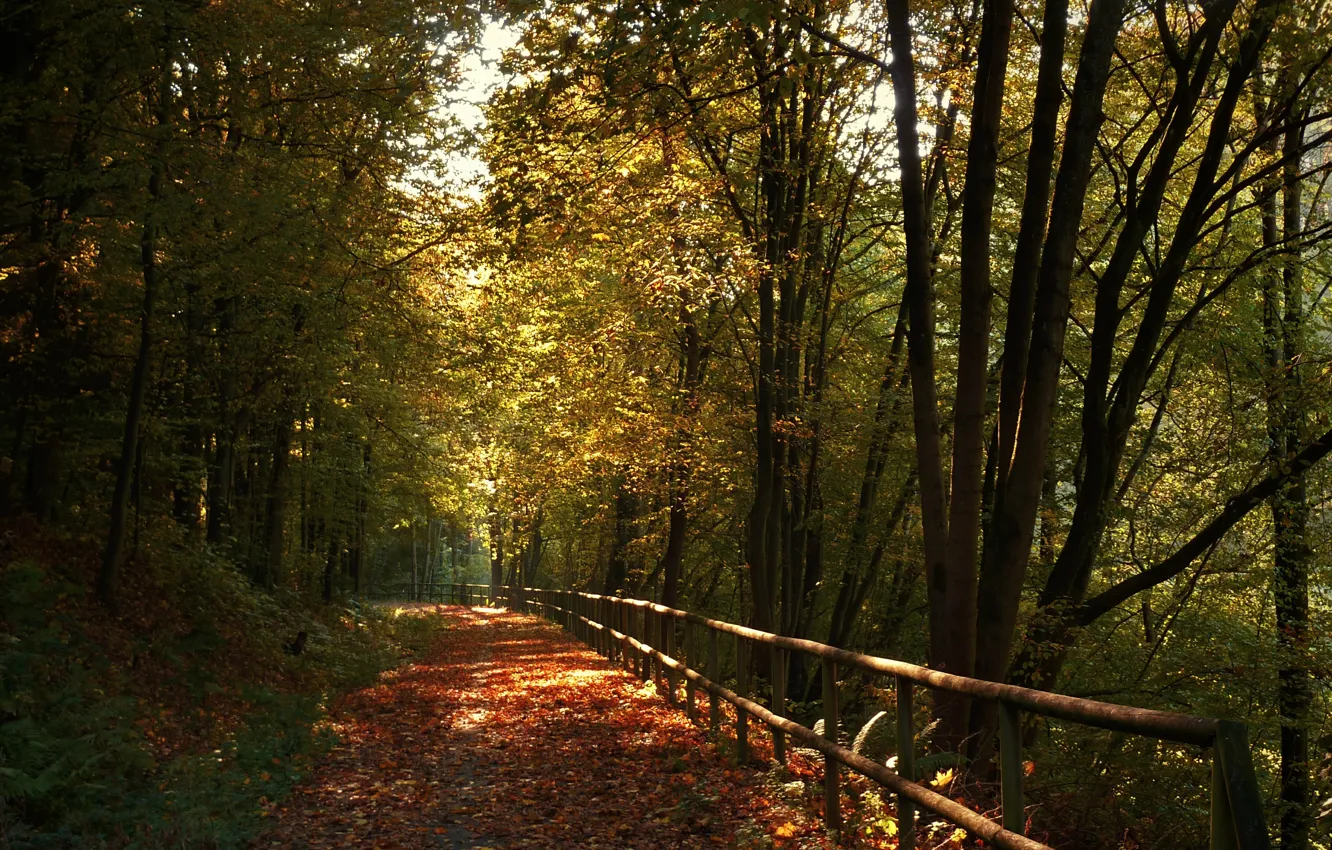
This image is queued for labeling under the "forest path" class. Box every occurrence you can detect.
[258,606,827,850]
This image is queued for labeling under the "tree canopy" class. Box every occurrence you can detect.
[2,0,1332,846]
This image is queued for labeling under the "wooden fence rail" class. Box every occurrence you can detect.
[368,582,1269,850]
[362,582,491,605]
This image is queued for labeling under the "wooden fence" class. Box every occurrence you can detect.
[377,581,1271,850]
[362,581,492,605]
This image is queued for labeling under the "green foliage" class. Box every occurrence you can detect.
[0,550,438,849]
[1,0,1331,845]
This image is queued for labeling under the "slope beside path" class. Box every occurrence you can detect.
[258,606,828,849]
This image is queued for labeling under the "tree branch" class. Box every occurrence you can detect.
[1077,422,1332,624]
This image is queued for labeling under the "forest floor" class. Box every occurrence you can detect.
[256,606,838,850]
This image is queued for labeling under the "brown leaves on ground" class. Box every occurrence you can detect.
[258,606,832,849]
[0,517,297,761]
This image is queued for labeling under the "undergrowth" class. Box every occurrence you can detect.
[0,519,445,850]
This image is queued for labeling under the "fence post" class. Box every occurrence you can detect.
[772,645,787,765]
[999,701,1024,835]
[735,635,749,764]
[1211,748,1238,850]
[638,606,647,678]
[624,602,634,673]
[600,597,609,659]
[639,607,650,682]
[665,616,677,706]
[617,601,628,671]
[708,627,720,734]
[684,620,697,721]
[823,657,839,832]
[896,675,915,850]
[650,609,662,689]
[628,605,637,673]
[643,607,653,683]
[644,607,654,683]
[1211,720,1269,850]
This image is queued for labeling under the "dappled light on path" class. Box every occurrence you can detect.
[259,606,827,849]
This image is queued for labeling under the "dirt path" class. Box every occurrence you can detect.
[258,606,826,849]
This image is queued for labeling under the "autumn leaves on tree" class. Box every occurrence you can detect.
[3,0,1332,846]
[478,1,1332,845]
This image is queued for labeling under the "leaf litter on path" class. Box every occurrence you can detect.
[258,606,833,849]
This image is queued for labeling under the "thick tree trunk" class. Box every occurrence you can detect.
[1024,0,1253,647]
[968,0,1126,727]
[994,0,1069,487]
[1264,121,1312,850]
[884,0,949,682]
[603,482,636,596]
[998,0,1284,707]
[935,0,1017,744]
[658,292,707,612]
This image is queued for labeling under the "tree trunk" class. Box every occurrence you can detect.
[996,0,1284,710]
[26,433,62,522]
[658,290,707,612]
[322,536,339,603]
[260,417,293,589]
[968,0,1126,734]
[884,0,948,672]
[411,527,419,601]
[603,481,636,596]
[660,471,687,609]
[1263,120,1312,850]
[994,0,1069,487]
[348,436,370,595]
[99,38,171,606]
[173,280,205,531]
[1,405,25,515]
[829,475,915,649]
[206,297,239,543]
[937,0,1018,744]
[490,508,504,594]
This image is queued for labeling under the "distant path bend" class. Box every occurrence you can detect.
[260,606,824,849]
